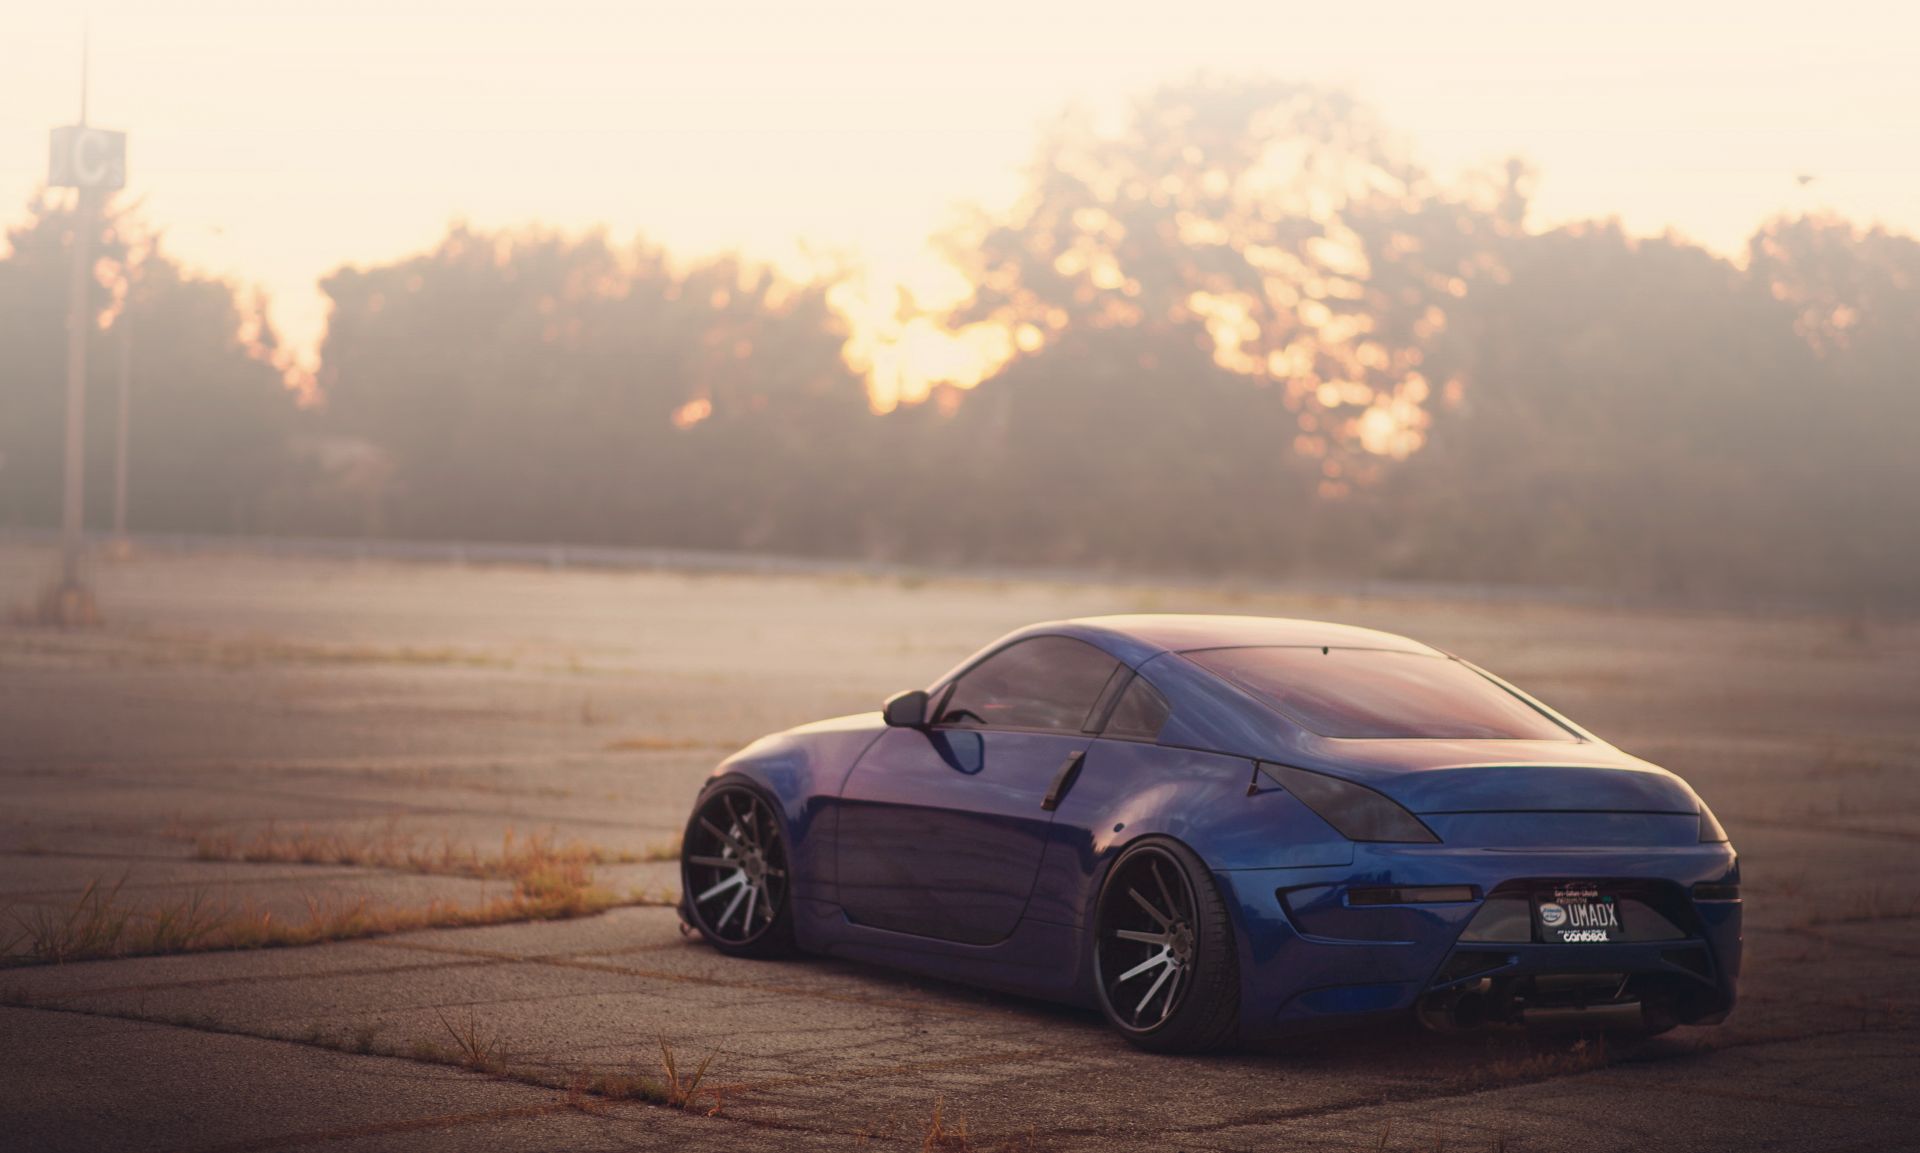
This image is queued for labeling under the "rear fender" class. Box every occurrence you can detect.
[1026,740,1353,933]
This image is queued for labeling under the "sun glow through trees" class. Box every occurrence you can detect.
[847,81,1516,492]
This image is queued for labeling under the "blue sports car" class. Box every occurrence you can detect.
[678,615,1741,1052]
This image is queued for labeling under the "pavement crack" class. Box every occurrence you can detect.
[11,955,507,1004]
[1574,1073,1920,1118]
[370,937,996,1018]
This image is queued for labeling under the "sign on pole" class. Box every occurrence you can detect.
[49,125,127,191]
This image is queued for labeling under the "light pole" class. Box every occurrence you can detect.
[61,185,93,593]
[41,26,126,624]
[113,256,133,548]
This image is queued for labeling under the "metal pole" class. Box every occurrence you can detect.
[61,189,93,589]
[114,295,131,543]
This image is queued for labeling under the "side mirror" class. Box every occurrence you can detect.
[883,689,930,728]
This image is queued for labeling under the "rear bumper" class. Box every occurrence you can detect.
[1217,841,1741,1038]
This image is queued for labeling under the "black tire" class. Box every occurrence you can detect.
[1091,838,1240,1053]
[679,780,797,958]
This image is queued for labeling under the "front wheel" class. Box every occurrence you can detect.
[1092,839,1241,1053]
[680,782,796,958]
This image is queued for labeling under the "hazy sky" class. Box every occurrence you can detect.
[5,1,1916,366]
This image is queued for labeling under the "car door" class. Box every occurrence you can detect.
[836,636,1123,945]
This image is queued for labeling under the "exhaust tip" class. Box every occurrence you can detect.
[1416,981,1493,1032]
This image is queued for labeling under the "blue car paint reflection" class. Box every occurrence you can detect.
[697,615,1741,1038]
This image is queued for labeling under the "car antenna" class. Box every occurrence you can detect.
[1247,762,1262,797]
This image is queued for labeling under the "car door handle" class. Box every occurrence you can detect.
[1041,750,1086,812]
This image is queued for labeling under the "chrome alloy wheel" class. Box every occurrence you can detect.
[1095,845,1200,1032]
[683,787,788,945]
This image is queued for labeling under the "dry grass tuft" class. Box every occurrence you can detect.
[5,818,686,966]
[659,1036,719,1112]
[636,837,682,863]
[587,1037,722,1114]
[7,878,138,963]
[855,1099,1047,1153]
[3,871,629,967]
[136,887,228,953]
[433,1006,510,1073]
[199,637,507,670]
[924,1096,970,1151]
[194,822,682,879]
[13,581,102,628]
[5,877,238,963]
[602,735,731,753]
[563,1075,607,1115]
[1474,1035,1610,1088]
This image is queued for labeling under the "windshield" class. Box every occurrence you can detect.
[1186,646,1575,741]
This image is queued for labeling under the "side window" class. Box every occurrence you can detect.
[937,637,1120,732]
[1103,675,1172,741]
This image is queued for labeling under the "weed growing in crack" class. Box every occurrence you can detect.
[189,823,681,902]
[1476,1035,1610,1087]
[916,1098,1048,1153]
[586,1036,722,1114]
[7,877,136,963]
[659,1037,717,1112]
[924,1096,969,1151]
[141,888,226,953]
[19,994,735,1132]
[1,875,637,967]
[350,1021,385,1054]
[434,1006,509,1074]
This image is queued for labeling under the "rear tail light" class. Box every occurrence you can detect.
[1692,882,1740,901]
[1260,762,1440,843]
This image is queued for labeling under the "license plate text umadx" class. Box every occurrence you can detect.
[1535,883,1621,943]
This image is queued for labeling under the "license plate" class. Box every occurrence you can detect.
[1535,883,1621,943]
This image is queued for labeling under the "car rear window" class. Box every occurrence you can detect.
[1185,646,1574,740]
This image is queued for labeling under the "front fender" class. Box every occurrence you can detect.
[701,714,888,908]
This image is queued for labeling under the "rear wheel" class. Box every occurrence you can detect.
[680,782,796,957]
[1092,839,1240,1052]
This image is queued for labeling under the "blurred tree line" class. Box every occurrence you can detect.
[0,195,299,534]
[2,80,1914,608]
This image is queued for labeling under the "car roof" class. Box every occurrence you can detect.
[1053,614,1443,663]
[928,614,1448,691]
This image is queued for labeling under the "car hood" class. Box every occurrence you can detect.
[787,711,885,736]
[1292,738,1703,815]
